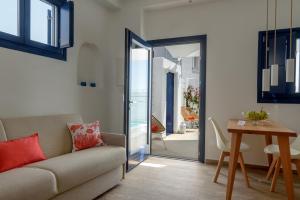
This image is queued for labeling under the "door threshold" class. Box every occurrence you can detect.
[150,154,199,163]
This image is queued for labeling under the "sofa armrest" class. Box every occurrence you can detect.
[101,132,126,148]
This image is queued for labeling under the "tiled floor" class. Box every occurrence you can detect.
[98,157,300,200]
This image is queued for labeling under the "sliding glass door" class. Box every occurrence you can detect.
[124,29,152,171]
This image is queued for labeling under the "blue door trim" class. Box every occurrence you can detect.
[166,72,175,135]
[148,35,207,163]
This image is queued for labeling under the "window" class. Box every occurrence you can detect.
[0,0,74,61]
[30,0,58,46]
[0,0,19,36]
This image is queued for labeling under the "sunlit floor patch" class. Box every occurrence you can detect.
[140,162,167,168]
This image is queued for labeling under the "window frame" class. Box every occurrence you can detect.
[0,0,69,61]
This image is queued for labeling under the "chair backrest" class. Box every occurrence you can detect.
[208,117,228,151]
[151,115,165,133]
[291,134,300,151]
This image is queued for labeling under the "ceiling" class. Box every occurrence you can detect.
[165,43,200,58]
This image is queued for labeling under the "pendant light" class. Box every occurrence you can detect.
[286,0,295,82]
[262,0,270,92]
[271,0,279,86]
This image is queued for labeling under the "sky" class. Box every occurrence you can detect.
[0,0,18,36]
[0,0,55,45]
[130,48,149,124]
[130,49,149,94]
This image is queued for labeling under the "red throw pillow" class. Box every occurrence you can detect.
[67,121,104,152]
[0,133,46,173]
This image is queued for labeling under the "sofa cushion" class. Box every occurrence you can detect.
[0,167,57,200]
[27,146,126,193]
[1,114,83,158]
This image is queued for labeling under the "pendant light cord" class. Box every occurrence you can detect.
[266,0,269,69]
[274,0,277,64]
[290,0,293,58]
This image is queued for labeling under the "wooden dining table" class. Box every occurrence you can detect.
[226,119,297,200]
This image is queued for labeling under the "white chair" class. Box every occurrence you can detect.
[208,117,250,187]
[264,134,300,192]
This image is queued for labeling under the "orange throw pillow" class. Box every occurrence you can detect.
[0,133,46,173]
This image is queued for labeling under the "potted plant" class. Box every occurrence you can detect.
[183,85,200,114]
[244,107,269,125]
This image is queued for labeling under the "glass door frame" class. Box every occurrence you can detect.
[124,28,152,171]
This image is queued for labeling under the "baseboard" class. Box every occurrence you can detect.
[205,159,298,174]
[205,159,269,170]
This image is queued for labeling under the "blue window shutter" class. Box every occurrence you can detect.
[60,1,74,48]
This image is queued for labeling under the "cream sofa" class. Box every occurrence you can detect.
[0,114,127,200]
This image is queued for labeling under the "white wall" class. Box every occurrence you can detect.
[152,57,182,133]
[152,58,168,127]
[181,57,200,97]
[0,0,111,130]
[144,0,300,166]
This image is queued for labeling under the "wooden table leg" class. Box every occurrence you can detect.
[226,133,242,200]
[265,135,273,166]
[277,136,295,200]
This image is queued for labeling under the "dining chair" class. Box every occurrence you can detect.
[264,134,300,192]
[208,117,250,187]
